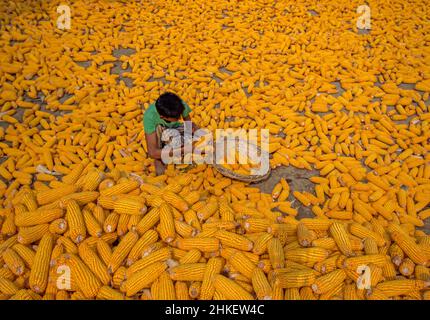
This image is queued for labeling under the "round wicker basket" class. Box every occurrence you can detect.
[212,137,271,183]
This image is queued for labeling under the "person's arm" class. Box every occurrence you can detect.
[145,131,186,160]
[145,132,163,160]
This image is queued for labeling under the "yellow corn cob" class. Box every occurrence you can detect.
[228,250,256,279]
[363,237,379,255]
[284,288,301,300]
[329,222,353,256]
[376,279,428,297]
[169,263,207,281]
[113,196,147,216]
[3,248,25,276]
[215,230,253,251]
[300,286,318,300]
[175,281,190,300]
[94,239,111,266]
[81,208,102,238]
[176,237,220,253]
[18,224,49,245]
[213,275,254,300]
[343,254,389,269]
[311,269,346,294]
[179,249,202,264]
[158,203,175,243]
[157,271,176,300]
[188,281,201,299]
[82,170,104,192]
[284,248,329,267]
[252,267,272,300]
[78,242,110,285]
[112,266,127,289]
[199,257,223,300]
[196,200,219,221]
[252,232,273,255]
[65,253,103,299]
[162,190,189,212]
[100,180,140,197]
[65,199,87,244]
[267,237,285,269]
[108,231,138,273]
[399,258,415,277]
[12,244,35,268]
[29,233,54,293]
[127,230,159,265]
[36,185,78,206]
[390,230,428,265]
[297,222,317,247]
[273,269,317,288]
[126,247,171,278]
[135,207,160,236]
[96,286,125,300]
[0,277,19,295]
[49,218,68,235]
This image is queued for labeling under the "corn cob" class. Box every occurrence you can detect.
[376,279,428,297]
[78,242,110,285]
[124,261,167,297]
[175,281,190,300]
[3,248,25,276]
[126,247,171,278]
[12,244,35,268]
[64,253,102,299]
[215,230,253,251]
[284,248,329,267]
[213,275,254,300]
[135,207,160,235]
[179,249,202,264]
[176,237,220,252]
[312,269,346,294]
[65,199,86,243]
[390,230,428,265]
[17,224,49,245]
[100,180,139,197]
[108,231,138,273]
[158,203,175,243]
[329,222,353,256]
[169,263,207,281]
[14,208,64,227]
[29,233,54,293]
[189,281,201,299]
[113,196,147,216]
[127,230,158,265]
[36,185,78,206]
[273,269,317,288]
[157,271,176,299]
[49,218,68,235]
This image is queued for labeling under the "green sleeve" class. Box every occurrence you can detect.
[143,110,157,134]
[182,101,192,118]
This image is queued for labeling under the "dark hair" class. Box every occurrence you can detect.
[155,92,184,119]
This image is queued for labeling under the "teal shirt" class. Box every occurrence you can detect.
[143,100,191,134]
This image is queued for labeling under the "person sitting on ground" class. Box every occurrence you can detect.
[143,92,197,175]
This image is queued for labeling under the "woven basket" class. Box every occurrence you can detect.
[212,138,271,183]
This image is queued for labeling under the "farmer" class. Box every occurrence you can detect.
[143,92,197,175]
